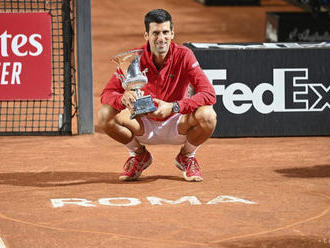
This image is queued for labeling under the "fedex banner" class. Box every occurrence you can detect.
[0,12,52,100]
[185,42,330,137]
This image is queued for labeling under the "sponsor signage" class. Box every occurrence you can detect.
[195,0,260,6]
[0,12,52,100]
[185,43,330,137]
[50,195,257,208]
[265,12,330,42]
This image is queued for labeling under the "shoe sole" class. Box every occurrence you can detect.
[183,171,203,182]
[175,159,184,171]
[119,154,153,181]
[175,159,203,182]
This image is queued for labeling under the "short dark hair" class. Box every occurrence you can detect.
[144,9,173,33]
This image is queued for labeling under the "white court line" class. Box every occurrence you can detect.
[0,237,6,248]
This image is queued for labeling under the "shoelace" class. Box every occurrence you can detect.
[124,153,146,171]
[123,157,138,171]
[185,157,200,173]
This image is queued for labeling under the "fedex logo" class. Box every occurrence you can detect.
[205,68,330,114]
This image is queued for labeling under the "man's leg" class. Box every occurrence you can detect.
[98,105,152,180]
[98,105,143,144]
[175,105,217,181]
[178,105,217,147]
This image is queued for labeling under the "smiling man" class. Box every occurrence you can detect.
[98,9,217,182]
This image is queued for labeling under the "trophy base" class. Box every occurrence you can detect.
[130,95,157,119]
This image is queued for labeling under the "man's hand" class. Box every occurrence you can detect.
[148,98,173,119]
[121,90,137,113]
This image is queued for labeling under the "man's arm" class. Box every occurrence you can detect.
[176,50,216,114]
[146,98,174,119]
[100,72,126,110]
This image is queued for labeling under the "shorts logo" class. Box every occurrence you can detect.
[205,68,330,114]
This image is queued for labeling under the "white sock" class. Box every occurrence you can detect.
[182,140,200,157]
[125,137,143,157]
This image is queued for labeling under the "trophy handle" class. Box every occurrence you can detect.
[142,68,148,76]
[136,89,143,98]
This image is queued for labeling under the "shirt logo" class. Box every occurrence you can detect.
[192,61,199,68]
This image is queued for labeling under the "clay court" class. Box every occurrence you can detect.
[0,0,330,247]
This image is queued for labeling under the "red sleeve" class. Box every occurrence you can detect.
[100,69,126,111]
[177,49,216,114]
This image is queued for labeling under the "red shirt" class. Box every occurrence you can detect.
[101,42,216,117]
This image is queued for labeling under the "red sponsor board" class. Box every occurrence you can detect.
[0,12,52,100]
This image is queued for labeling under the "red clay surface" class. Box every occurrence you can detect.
[0,0,330,247]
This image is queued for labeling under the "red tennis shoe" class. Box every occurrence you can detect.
[175,151,203,182]
[119,147,152,181]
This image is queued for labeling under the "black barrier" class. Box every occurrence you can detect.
[184,42,330,137]
[284,0,330,14]
[265,12,330,42]
[195,0,260,6]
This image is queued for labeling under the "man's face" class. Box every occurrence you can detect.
[144,21,174,57]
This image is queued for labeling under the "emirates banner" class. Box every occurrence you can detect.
[0,12,52,100]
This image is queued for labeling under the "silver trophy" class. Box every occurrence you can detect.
[112,49,157,119]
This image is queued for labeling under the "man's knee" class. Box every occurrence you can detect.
[97,105,118,128]
[195,106,217,129]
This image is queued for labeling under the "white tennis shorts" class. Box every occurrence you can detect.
[136,113,187,145]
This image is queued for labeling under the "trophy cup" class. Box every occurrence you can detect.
[112,49,157,119]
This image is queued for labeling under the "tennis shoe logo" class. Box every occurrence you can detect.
[205,68,330,114]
